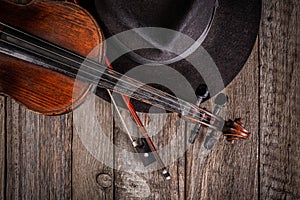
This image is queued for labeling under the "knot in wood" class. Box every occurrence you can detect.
[96,173,112,189]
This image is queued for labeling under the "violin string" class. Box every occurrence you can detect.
[0,22,174,99]
[0,21,197,112]
[0,33,221,130]
[0,24,222,129]
[2,27,220,128]
[0,23,192,116]
[0,25,190,113]
[0,22,206,117]
[0,28,188,113]
[0,28,221,129]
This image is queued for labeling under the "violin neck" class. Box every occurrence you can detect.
[0,23,220,128]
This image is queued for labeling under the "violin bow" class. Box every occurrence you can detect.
[105,58,171,180]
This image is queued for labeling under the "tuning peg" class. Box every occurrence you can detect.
[195,84,209,106]
[204,93,228,149]
[212,93,228,115]
[188,84,209,144]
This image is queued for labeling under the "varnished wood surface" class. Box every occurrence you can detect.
[0,0,299,199]
[0,0,103,115]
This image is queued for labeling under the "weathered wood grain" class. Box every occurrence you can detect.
[186,40,259,199]
[0,96,5,200]
[1,1,299,200]
[185,99,214,200]
[72,96,114,199]
[5,99,72,199]
[147,113,185,200]
[259,0,300,199]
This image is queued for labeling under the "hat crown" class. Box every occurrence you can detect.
[95,0,218,63]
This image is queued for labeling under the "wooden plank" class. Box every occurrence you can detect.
[5,99,72,199]
[259,1,300,199]
[185,99,215,199]
[113,110,186,199]
[186,41,259,199]
[72,96,114,199]
[0,96,5,200]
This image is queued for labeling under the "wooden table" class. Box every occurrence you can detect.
[1,0,299,199]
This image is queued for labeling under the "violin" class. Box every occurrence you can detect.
[0,0,249,142]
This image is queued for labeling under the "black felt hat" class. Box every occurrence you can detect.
[87,0,261,112]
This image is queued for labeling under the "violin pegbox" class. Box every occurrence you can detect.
[202,93,250,148]
[212,94,250,143]
[222,118,250,143]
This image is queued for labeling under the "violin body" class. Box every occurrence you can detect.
[0,0,104,115]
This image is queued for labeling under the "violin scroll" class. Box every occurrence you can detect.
[222,118,250,143]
